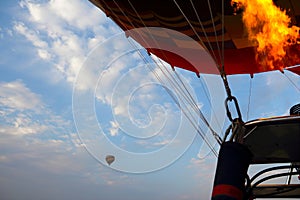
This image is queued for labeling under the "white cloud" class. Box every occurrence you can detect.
[0,80,72,138]
[15,0,120,85]
[152,139,172,146]
[19,0,107,30]
[48,0,106,29]
[0,79,86,174]
[37,48,52,60]
[109,121,119,136]
[13,22,48,48]
[0,80,42,111]
[0,124,47,136]
[0,155,7,162]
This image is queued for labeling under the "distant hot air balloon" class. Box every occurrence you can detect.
[105,155,115,165]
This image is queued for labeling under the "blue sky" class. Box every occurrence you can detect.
[0,0,300,200]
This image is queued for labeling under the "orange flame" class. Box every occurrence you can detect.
[232,0,300,71]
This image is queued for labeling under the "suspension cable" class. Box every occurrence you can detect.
[104,0,220,153]
[174,71,222,144]
[247,77,253,121]
[125,0,203,122]
[127,0,222,146]
[187,0,229,135]
[206,0,223,68]
[283,70,300,93]
[219,0,243,124]
[150,54,221,148]
[146,53,219,156]
[188,0,219,64]
[221,0,225,69]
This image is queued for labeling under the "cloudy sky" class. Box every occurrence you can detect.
[0,0,300,200]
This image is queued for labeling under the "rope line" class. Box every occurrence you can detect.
[206,0,222,68]
[247,77,252,121]
[283,71,300,93]
[104,0,220,155]
[127,0,222,149]
[188,0,219,64]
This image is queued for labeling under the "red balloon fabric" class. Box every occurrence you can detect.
[89,0,300,76]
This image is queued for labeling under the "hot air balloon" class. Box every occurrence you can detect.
[89,0,300,76]
[105,155,115,165]
[89,0,300,199]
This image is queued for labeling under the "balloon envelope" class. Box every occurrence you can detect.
[89,0,300,76]
[105,155,115,165]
